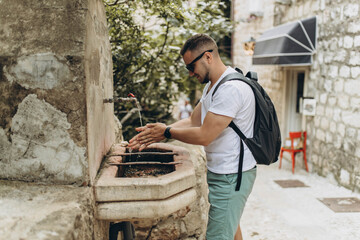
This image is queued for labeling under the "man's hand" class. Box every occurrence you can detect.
[128,123,167,151]
[127,126,146,150]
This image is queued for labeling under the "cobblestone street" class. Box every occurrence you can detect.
[241,160,360,240]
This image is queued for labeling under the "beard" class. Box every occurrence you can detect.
[201,71,210,84]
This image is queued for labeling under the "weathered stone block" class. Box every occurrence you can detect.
[316,129,326,142]
[337,37,343,47]
[330,121,337,133]
[329,37,338,50]
[348,21,360,33]
[338,95,350,109]
[324,52,334,63]
[343,36,354,48]
[325,131,333,143]
[344,80,360,96]
[333,49,347,62]
[328,65,338,78]
[343,139,356,153]
[333,134,343,149]
[351,67,360,78]
[350,97,360,109]
[321,117,330,130]
[0,0,87,55]
[337,123,346,137]
[325,106,334,118]
[346,127,357,138]
[328,96,337,106]
[355,148,360,160]
[334,78,344,92]
[340,169,351,185]
[4,53,72,90]
[0,180,95,240]
[342,110,360,128]
[320,0,326,10]
[344,4,359,18]
[339,65,350,78]
[354,35,360,47]
[316,104,325,116]
[349,51,360,66]
[0,94,87,184]
[333,108,342,122]
[324,81,333,94]
[319,93,327,104]
[317,51,324,64]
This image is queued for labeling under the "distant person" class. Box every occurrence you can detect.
[129,33,256,240]
[178,98,193,120]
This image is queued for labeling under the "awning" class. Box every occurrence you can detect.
[253,16,317,66]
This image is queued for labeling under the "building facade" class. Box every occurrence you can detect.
[232,0,360,191]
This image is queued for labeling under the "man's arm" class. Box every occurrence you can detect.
[128,103,202,150]
[129,110,232,150]
[168,111,232,146]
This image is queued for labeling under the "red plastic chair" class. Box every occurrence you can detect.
[279,131,309,173]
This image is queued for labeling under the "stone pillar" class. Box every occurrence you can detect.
[0,0,115,186]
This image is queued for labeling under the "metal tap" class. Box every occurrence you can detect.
[103,97,137,104]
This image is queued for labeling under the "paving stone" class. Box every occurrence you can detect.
[318,197,360,212]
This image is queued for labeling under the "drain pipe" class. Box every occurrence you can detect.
[109,221,135,240]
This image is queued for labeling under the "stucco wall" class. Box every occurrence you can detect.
[232,0,360,191]
[0,0,115,185]
[85,0,115,185]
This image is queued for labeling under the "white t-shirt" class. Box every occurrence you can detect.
[200,67,256,174]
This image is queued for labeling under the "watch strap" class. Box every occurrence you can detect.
[164,126,172,138]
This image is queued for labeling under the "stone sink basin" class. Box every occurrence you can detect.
[94,142,196,221]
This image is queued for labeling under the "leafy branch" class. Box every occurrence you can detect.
[105,0,232,140]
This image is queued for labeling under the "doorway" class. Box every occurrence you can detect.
[284,70,305,138]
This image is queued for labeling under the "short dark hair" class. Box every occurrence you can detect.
[180,34,218,56]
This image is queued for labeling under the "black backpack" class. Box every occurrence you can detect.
[212,68,281,191]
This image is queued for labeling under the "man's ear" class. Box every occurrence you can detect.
[205,52,213,63]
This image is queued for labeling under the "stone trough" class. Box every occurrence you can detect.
[94,142,196,221]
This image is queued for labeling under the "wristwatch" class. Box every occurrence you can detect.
[164,126,172,139]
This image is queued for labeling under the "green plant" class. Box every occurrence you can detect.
[105,0,232,140]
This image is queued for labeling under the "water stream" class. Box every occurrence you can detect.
[134,99,143,127]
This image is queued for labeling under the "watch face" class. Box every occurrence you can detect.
[164,127,171,138]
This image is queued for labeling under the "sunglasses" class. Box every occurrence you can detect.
[186,49,213,72]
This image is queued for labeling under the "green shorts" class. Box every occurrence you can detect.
[206,167,257,240]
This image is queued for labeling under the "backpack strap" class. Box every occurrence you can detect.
[211,71,248,98]
[229,121,246,191]
[211,70,251,191]
[245,71,258,81]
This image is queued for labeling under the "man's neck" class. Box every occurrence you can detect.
[209,64,228,89]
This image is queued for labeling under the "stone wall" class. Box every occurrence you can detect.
[0,0,114,239]
[0,180,96,240]
[232,0,360,191]
[0,0,115,185]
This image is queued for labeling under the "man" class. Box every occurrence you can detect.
[179,98,193,120]
[129,33,256,240]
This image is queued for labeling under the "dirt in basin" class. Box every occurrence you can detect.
[122,165,174,178]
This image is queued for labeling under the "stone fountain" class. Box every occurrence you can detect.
[95,142,197,221]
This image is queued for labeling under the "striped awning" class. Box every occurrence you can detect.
[253,16,317,66]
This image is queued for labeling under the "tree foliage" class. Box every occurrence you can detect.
[104,0,232,140]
